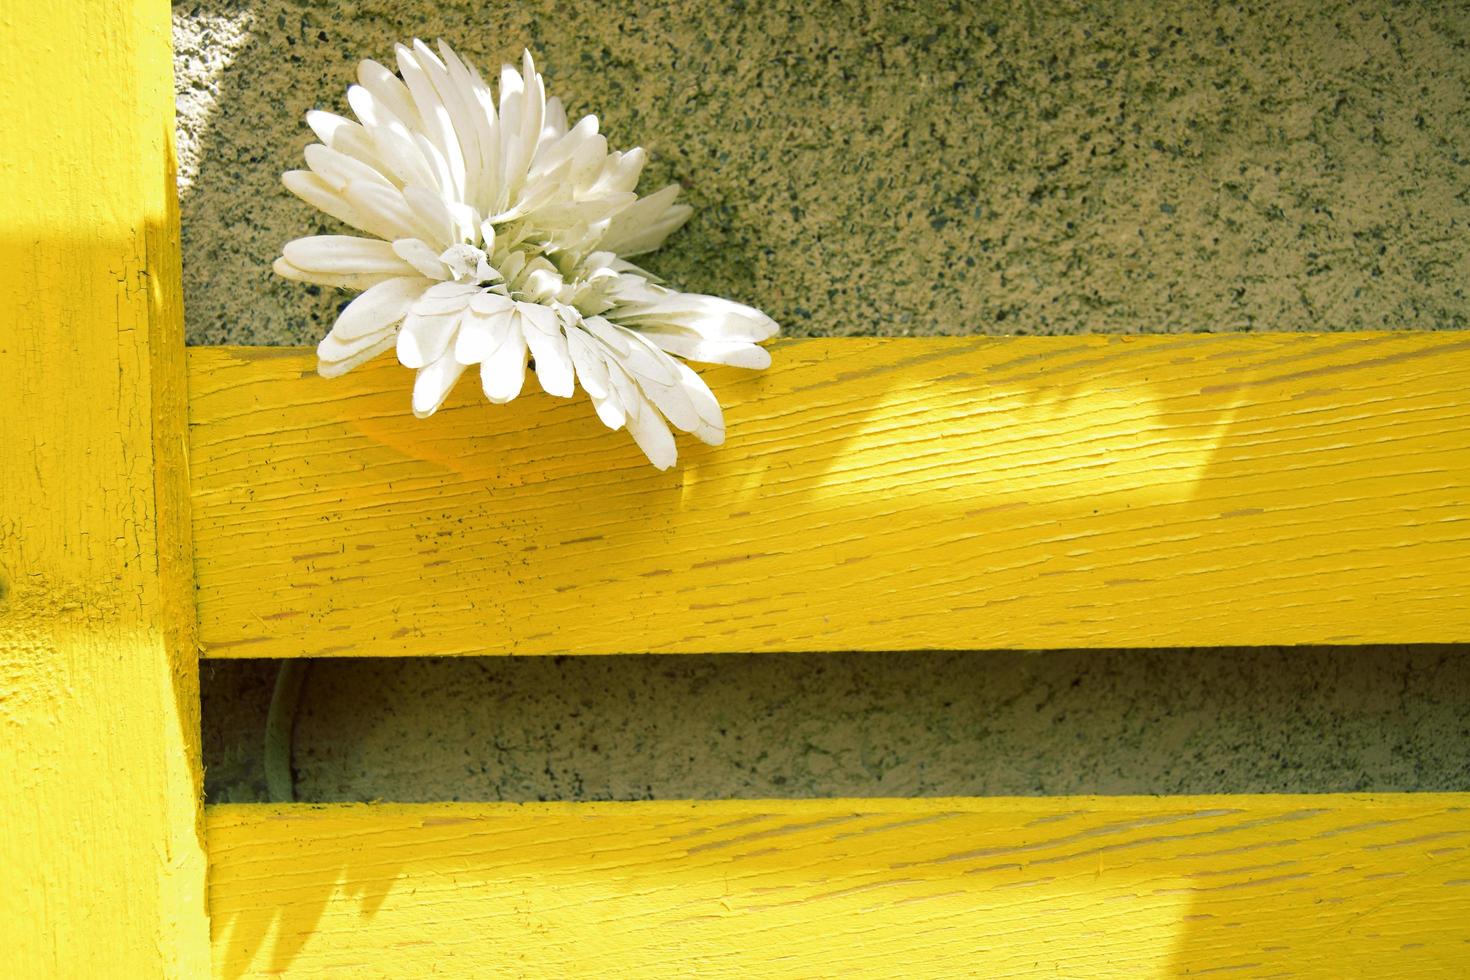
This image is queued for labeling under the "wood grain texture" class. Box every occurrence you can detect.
[0,0,210,974]
[190,333,1470,657]
[208,796,1470,978]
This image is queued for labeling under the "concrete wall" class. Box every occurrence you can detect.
[178,0,1470,803]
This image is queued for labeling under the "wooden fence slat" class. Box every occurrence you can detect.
[207,795,1470,978]
[0,1,210,973]
[190,333,1470,657]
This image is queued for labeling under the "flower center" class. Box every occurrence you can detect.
[438,243,495,283]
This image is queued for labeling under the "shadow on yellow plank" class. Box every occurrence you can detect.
[190,333,1470,659]
[207,795,1470,978]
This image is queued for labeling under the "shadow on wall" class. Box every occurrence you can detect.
[174,0,1470,348]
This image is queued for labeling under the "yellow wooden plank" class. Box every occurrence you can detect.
[207,795,1470,978]
[0,1,210,974]
[189,333,1470,657]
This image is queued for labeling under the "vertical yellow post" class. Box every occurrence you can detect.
[0,1,210,975]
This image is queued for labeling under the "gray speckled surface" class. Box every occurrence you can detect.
[180,0,1470,803]
[203,648,1470,803]
[176,0,1470,346]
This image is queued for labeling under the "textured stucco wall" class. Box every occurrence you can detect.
[177,0,1470,346]
[178,0,1470,803]
[203,649,1470,803]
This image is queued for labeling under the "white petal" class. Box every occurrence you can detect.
[337,179,427,242]
[332,276,433,339]
[614,289,780,342]
[318,323,396,364]
[303,142,393,191]
[282,235,417,276]
[401,183,457,248]
[392,238,449,279]
[518,302,574,398]
[407,131,457,208]
[273,255,400,291]
[410,282,478,317]
[317,330,397,379]
[447,201,481,243]
[611,365,676,470]
[480,323,528,403]
[530,115,598,181]
[591,391,626,431]
[358,59,423,129]
[435,41,494,209]
[621,329,680,384]
[418,42,482,188]
[470,290,516,315]
[306,109,356,146]
[599,183,691,256]
[569,129,608,190]
[594,147,646,196]
[519,51,546,169]
[423,280,483,299]
[624,351,700,433]
[602,271,664,306]
[490,167,572,223]
[542,95,568,139]
[675,362,725,445]
[306,111,390,174]
[282,171,377,236]
[496,61,525,191]
[583,316,677,386]
[677,361,724,429]
[396,311,460,368]
[440,43,500,214]
[348,84,440,191]
[565,327,610,400]
[522,194,632,242]
[497,52,544,201]
[497,250,527,285]
[579,314,632,356]
[455,305,510,365]
[638,329,774,369]
[521,267,563,304]
[411,351,468,418]
[396,42,466,202]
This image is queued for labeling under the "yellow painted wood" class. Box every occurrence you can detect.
[208,795,1470,978]
[190,333,1470,657]
[0,1,210,974]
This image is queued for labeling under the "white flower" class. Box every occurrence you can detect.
[275,40,779,469]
